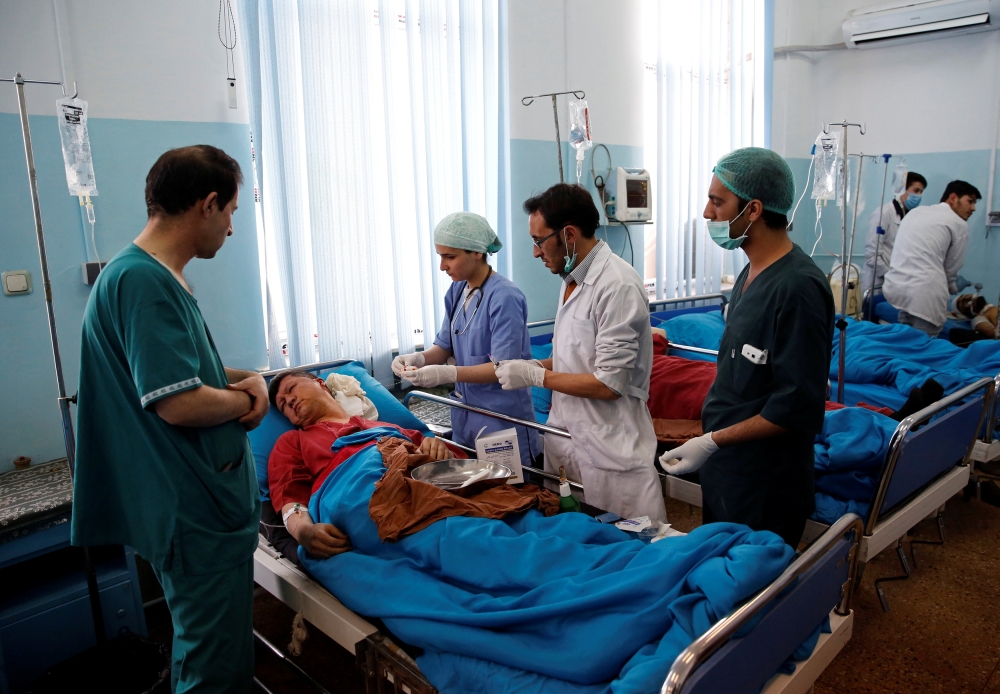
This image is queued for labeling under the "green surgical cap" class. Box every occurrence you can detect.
[712,147,796,215]
[433,212,503,254]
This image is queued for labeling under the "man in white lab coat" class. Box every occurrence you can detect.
[861,171,926,295]
[883,180,980,337]
[495,183,665,522]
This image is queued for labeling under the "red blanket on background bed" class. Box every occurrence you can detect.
[647,333,893,444]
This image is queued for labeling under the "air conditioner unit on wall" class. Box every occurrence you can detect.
[843,0,998,48]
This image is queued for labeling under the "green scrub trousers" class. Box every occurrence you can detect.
[154,558,255,693]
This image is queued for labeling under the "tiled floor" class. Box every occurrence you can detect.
[144,491,1000,693]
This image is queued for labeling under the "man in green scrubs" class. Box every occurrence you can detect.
[71,145,267,693]
[660,147,834,547]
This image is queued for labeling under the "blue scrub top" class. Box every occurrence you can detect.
[434,272,540,465]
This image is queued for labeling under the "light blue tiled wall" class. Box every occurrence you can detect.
[0,114,266,470]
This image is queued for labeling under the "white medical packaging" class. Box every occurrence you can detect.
[475,428,523,484]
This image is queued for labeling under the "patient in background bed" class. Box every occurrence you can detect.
[266,370,458,558]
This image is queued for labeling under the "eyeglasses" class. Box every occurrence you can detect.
[531,227,563,250]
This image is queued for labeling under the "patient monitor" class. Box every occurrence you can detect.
[605,167,652,223]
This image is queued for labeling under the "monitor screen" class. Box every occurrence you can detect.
[626,179,648,209]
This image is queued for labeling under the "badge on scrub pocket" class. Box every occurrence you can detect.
[741,343,768,365]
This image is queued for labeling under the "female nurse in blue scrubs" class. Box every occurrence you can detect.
[392,212,540,467]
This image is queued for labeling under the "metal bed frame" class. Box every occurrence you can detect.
[655,358,994,611]
[251,358,858,694]
[526,292,729,334]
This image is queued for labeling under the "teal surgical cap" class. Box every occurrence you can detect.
[712,147,796,215]
[433,212,503,254]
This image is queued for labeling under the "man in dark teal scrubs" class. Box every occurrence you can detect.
[660,147,834,547]
[72,146,267,693]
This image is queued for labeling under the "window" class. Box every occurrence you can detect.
[239,0,507,382]
[642,0,767,299]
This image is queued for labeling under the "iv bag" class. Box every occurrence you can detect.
[568,98,592,184]
[568,99,592,152]
[811,131,839,202]
[56,97,98,197]
[891,162,907,197]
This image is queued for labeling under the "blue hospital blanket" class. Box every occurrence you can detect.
[660,311,725,362]
[832,319,1000,398]
[301,446,796,694]
[810,408,898,524]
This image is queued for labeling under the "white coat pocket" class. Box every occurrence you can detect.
[573,421,642,474]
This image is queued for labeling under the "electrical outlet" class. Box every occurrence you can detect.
[2,270,32,296]
[82,262,107,286]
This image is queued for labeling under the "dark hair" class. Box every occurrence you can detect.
[906,172,927,190]
[267,370,320,408]
[145,145,243,218]
[736,197,788,231]
[522,184,600,238]
[940,180,982,203]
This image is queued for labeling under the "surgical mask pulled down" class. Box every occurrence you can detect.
[707,202,752,250]
[561,228,577,273]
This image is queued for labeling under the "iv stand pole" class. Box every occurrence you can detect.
[522,90,586,184]
[868,154,892,320]
[824,120,865,404]
[3,72,106,644]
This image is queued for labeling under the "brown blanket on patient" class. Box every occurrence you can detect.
[369,437,560,541]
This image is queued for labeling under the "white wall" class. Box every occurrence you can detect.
[0,0,264,471]
[507,0,646,320]
[772,0,1000,300]
[1,0,250,122]
[508,0,644,146]
[773,0,1000,159]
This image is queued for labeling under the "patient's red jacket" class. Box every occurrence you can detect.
[268,416,429,513]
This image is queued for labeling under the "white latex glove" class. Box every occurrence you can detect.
[392,352,426,377]
[496,359,545,390]
[659,432,719,475]
[401,364,457,388]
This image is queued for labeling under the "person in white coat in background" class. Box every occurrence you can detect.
[495,183,666,523]
[883,179,980,337]
[861,171,926,293]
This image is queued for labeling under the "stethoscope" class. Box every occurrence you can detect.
[449,266,493,335]
[446,266,540,466]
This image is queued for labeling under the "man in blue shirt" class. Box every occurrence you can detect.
[72,145,267,693]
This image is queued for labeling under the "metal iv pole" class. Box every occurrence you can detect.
[521,89,586,183]
[823,120,865,404]
[1,72,106,644]
[867,154,892,319]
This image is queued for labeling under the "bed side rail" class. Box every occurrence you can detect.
[866,377,994,534]
[357,633,437,694]
[649,292,728,312]
[259,359,358,379]
[668,344,720,357]
[526,293,730,333]
[401,391,585,492]
[662,514,863,694]
[985,372,1000,445]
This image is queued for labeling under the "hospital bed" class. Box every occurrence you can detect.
[250,358,861,694]
[862,289,973,340]
[528,292,728,345]
[654,354,995,611]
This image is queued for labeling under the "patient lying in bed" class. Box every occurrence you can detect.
[267,369,458,557]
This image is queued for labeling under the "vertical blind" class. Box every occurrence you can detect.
[238,0,507,382]
[642,0,767,300]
